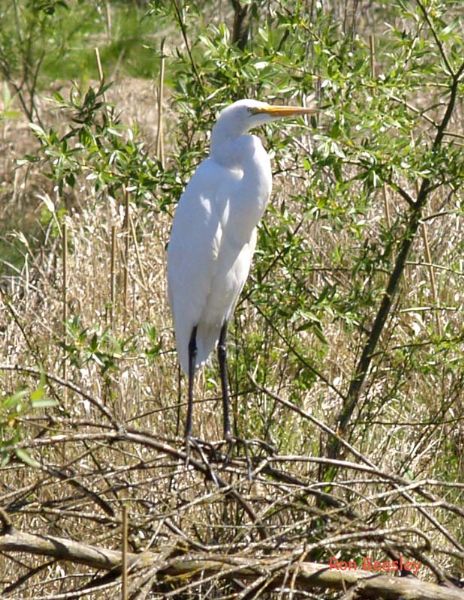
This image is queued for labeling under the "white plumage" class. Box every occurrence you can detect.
[167,99,316,439]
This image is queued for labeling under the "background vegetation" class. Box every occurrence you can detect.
[0,0,463,598]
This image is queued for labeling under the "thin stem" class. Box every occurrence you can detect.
[382,184,391,229]
[62,222,68,403]
[415,0,454,76]
[123,188,130,330]
[156,38,166,167]
[121,505,128,600]
[369,34,376,80]
[110,224,117,330]
[170,0,202,87]
[420,221,442,336]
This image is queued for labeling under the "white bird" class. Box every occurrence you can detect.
[167,99,316,442]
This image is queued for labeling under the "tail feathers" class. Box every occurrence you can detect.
[177,322,221,374]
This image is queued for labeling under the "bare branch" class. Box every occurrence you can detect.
[1,522,463,600]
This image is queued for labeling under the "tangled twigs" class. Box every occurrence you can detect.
[1,364,463,597]
[0,517,463,600]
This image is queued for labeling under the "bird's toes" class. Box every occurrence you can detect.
[183,434,201,464]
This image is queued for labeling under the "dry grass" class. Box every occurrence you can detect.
[0,77,463,598]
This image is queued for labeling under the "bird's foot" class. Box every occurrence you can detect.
[224,434,275,456]
[185,435,219,487]
[184,434,203,465]
[219,433,276,479]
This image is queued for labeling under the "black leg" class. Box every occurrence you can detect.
[218,321,232,440]
[185,326,197,439]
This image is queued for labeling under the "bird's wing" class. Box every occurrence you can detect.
[167,158,235,372]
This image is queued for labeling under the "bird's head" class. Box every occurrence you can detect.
[211,98,317,151]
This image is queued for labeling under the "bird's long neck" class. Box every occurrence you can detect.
[212,134,272,246]
[237,135,272,211]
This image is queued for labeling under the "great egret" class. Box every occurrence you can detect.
[167,99,316,442]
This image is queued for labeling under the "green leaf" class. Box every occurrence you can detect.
[31,398,59,409]
[29,123,47,138]
[3,390,28,409]
[30,386,45,402]
[15,448,40,468]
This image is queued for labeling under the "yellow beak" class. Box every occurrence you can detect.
[252,102,317,117]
